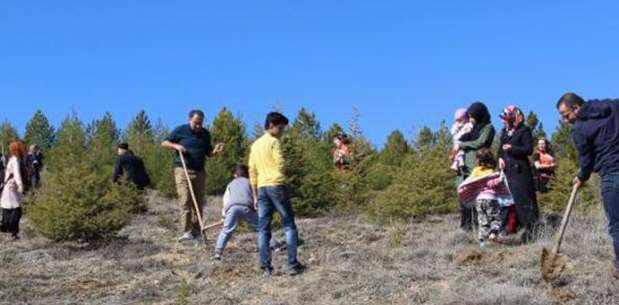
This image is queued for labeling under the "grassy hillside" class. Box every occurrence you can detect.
[0,193,618,305]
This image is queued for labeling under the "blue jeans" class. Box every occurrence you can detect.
[214,205,277,255]
[258,185,299,271]
[601,172,619,261]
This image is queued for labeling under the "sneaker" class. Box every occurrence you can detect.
[177,232,193,242]
[609,261,619,280]
[211,253,222,261]
[489,233,497,241]
[285,263,306,276]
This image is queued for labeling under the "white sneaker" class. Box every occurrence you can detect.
[178,232,193,242]
[489,233,497,241]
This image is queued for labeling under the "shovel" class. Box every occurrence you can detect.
[178,152,209,248]
[541,184,579,282]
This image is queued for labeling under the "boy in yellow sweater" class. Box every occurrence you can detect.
[249,112,305,276]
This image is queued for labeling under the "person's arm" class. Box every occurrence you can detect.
[248,147,259,209]
[161,127,185,152]
[573,130,595,182]
[459,125,492,150]
[112,158,123,183]
[222,186,231,217]
[13,159,24,194]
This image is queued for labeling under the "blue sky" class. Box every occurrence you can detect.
[1,1,618,146]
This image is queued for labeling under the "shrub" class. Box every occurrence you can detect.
[367,148,458,221]
[27,115,144,241]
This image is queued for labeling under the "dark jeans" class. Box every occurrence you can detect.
[258,185,299,272]
[601,172,619,261]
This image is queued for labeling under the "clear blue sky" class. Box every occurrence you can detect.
[1,1,618,146]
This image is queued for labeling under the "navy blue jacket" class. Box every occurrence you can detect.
[165,124,213,172]
[573,100,619,181]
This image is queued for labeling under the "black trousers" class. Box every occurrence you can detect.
[1,207,22,237]
[460,204,478,231]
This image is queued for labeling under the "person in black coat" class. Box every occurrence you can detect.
[498,106,538,242]
[113,143,151,190]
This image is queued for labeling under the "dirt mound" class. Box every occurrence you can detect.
[547,288,576,304]
[455,249,505,266]
[541,248,567,282]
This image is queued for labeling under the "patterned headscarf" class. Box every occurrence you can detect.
[499,105,524,130]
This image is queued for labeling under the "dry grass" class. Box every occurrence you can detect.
[0,193,618,305]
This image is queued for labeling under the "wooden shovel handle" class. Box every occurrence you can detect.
[552,184,579,254]
[178,152,206,230]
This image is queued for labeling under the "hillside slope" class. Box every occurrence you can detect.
[0,193,618,305]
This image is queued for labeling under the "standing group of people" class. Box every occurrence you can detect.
[161,110,304,276]
[452,102,547,245]
[0,142,44,240]
[451,93,619,279]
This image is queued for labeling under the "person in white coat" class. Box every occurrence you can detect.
[1,140,26,240]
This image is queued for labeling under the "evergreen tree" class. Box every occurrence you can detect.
[24,110,55,149]
[0,120,19,155]
[323,122,345,144]
[435,121,453,151]
[281,108,335,216]
[125,110,154,158]
[28,113,144,241]
[86,112,119,176]
[380,130,409,166]
[415,126,435,150]
[206,108,248,195]
[551,120,578,163]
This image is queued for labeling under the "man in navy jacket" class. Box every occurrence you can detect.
[557,92,619,279]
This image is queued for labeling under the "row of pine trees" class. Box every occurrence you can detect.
[0,106,599,241]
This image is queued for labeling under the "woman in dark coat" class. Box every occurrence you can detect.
[498,106,539,242]
[456,102,496,231]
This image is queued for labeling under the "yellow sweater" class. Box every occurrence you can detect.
[249,133,286,187]
[470,166,494,178]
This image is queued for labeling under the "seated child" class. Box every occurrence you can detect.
[469,148,509,247]
[213,165,281,260]
[450,108,474,172]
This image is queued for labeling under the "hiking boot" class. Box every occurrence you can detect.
[177,232,193,242]
[285,263,306,276]
[609,261,619,280]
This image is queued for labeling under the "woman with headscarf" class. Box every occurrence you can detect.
[455,102,496,231]
[498,106,539,242]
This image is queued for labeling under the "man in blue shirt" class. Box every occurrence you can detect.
[162,109,224,242]
[557,92,619,279]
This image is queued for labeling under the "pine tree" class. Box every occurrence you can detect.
[380,130,409,166]
[0,120,19,155]
[86,112,119,176]
[28,113,144,241]
[206,108,248,195]
[149,119,176,197]
[125,110,154,158]
[280,108,336,216]
[24,110,55,149]
[323,123,345,144]
[551,120,578,163]
[415,126,435,150]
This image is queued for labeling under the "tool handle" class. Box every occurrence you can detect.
[178,152,206,229]
[552,184,579,253]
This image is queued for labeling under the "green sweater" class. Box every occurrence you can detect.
[456,124,496,184]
